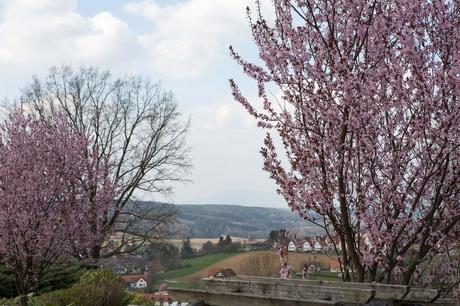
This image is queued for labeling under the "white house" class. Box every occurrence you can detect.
[323,237,335,252]
[121,275,148,289]
[288,241,296,252]
[314,240,322,252]
[303,241,312,252]
[116,265,128,275]
[131,278,147,288]
[330,261,341,273]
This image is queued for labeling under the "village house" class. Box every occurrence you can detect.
[288,237,325,252]
[302,240,312,252]
[329,259,341,273]
[323,237,335,252]
[140,292,172,304]
[328,236,342,252]
[120,274,148,289]
[313,238,323,252]
[287,235,349,253]
[116,265,128,275]
[208,268,237,279]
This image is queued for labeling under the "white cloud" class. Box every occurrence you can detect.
[0,0,272,82]
[214,102,258,128]
[0,0,259,84]
[123,0,160,20]
[0,0,287,207]
[215,104,233,126]
[73,12,141,65]
[0,0,143,85]
[123,0,251,77]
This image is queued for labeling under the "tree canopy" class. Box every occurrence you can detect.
[18,66,191,257]
[231,0,460,290]
[0,111,117,305]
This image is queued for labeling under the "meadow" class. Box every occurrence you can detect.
[156,250,341,290]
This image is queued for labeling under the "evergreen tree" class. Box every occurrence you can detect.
[268,230,279,243]
[224,235,232,247]
[217,236,225,250]
[181,237,194,259]
[201,241,215,255]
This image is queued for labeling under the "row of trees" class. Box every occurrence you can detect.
[267,229,288,245]
[231,0,460,293]
[180,235,242,259]
[144,242,181,271]
[0,67,191,305]
[200,236,241,255]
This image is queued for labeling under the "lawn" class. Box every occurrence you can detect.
[154,251,341,290]
[163,280,206,290]
[154,252,237,288]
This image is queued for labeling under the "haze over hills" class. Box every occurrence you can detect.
[188,189,286,209]
[132,202,322,239]
[176,204,322,239]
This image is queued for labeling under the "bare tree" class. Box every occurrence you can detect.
[18,66,191,258]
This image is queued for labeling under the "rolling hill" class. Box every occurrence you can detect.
[175,204,321,238]
[132,202,322,239]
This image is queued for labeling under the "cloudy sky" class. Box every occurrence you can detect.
[0,0,286,207]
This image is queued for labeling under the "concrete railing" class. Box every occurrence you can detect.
[169,275,456,306]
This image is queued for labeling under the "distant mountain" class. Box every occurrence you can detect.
[175,204,322,239]
[133,202,322,239]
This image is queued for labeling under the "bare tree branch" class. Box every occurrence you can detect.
[17,66,192,258]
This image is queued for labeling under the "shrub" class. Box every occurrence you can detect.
[0,295,47,306]
[0,265,16,298]
[38,270,130,306]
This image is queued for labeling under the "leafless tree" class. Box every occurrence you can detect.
[18,66,191,258]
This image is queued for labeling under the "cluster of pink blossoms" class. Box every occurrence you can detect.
[0,111,117,295]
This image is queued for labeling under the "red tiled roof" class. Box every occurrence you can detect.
[140,292,171,302]
[208,267,222,278]
[120,274,146,283]
[208,268,236,278]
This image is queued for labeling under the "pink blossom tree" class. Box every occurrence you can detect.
[231,0,460,289]
[273,230,292,279]
[0,111,117,305]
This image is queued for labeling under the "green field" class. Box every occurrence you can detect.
[155,251,341,290]
[154,252,237,289]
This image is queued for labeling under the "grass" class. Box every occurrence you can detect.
[154,251,341,290]
[154,252,237,288]
[165,280,206,290]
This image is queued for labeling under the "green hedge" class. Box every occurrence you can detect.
[39,270,129,306]
[0,270,159,306]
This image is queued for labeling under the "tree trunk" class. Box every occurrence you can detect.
[15,274,28,306]
[91,244,101,259]
[20,295,28,306]
[338,107,365,282]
